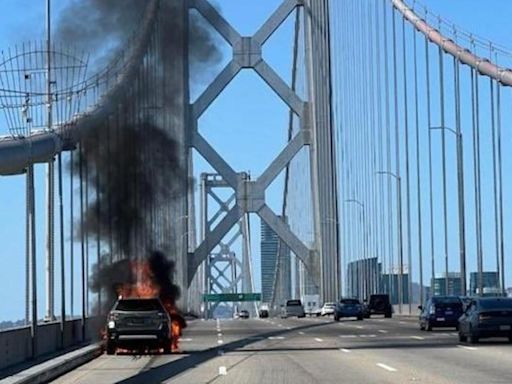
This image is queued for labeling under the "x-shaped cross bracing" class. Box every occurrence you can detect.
[188,0,318,285]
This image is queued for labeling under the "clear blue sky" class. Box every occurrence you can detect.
[1,0,512,321]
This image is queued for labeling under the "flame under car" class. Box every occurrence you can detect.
[106,297,172,355]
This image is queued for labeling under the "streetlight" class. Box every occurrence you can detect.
[430,126,466,296]
[376,171,404,314]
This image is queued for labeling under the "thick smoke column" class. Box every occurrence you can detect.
[58,0,222,315]
[55,0,222,81]
[77,122,186,257]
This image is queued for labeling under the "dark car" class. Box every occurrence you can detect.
[106,297,172,355]
[334,298,364,321]
[364,294,392,318]
[458,297,512,344]
[419,296,463,331]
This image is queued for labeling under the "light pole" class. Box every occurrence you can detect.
[376,171,404,314]
[430,126,466,296]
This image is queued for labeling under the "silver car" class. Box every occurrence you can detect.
[281,299,306,318]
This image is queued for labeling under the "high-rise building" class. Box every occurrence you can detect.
[432,272,462,296]
[346,257,381,301]
[469,271,500,296]
[260,218,291,303]
[381,272,409,305]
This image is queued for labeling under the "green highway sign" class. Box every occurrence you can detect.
[203,293,262,302]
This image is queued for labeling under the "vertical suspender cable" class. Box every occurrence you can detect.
[454,56,467,296]
[471,67,483,296]
[79,143,86,340]
[413,23,424,306]
[438,44,449,295]
[58,152,65,345]
[496,84,505,294]
[425,21,435,295]
[70,151,74,317]
[392,6,404,313]
[489,75,500,290]
[383,0,394,301]
[401,15,412,313]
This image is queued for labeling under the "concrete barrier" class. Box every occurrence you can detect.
[0,344,102,384]
[0,317,102,372]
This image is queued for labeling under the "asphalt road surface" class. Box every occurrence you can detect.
[52,315,512,383]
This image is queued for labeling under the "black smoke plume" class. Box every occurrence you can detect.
[59,0,222,313]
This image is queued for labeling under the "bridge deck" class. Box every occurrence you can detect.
[44,316,512,383]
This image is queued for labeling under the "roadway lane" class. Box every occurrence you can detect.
[51,315,512,383]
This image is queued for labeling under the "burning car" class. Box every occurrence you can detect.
[106,297,172,355]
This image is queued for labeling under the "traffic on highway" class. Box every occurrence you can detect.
[49,293,512,383]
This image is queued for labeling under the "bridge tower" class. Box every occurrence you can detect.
[186,0,340,304]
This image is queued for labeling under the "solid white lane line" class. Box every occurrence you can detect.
[340,348,351,353]
[377,363,397,372]
[378,330,388,333]
[410,336,425,340]
[339,335,357,338]
[457,345,478,351]
[268,336,285,340]
[355,326,364,329]
[314,338,323,342]
[360,334,377,338]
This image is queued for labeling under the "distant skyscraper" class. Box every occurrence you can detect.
[260,218,291,303]
[432,272,462,296]
[347,257,381,301]
[469,271,500,296]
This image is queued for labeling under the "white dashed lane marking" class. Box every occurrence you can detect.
[377,363,397,372]
[314,338,323,342]
[410,336,425,340]
[340,348,351,353]
[457,345,478,351]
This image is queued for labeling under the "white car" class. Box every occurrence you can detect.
[320,302,336,316]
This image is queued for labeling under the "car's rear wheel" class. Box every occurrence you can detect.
[357,315,363,321]
[334,315,339,322]
[106,341,116,355]
[508,336,512,343]
[419,323,425,331]
[384,312,392,319]
[162,342,172,354]
[468,332,479,344]
[458,332,467,342]
[426,322,432,331]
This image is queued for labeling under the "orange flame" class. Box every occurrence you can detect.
[113,260,183,352]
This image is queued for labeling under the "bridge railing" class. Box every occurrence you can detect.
[0,317,99,371]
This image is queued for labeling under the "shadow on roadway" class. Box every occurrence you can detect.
[114,321,329,384]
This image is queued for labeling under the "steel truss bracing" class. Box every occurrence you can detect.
[200,173,255,318]
[187,0,340,303]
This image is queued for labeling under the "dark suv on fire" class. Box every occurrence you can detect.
[106,297,172,354]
